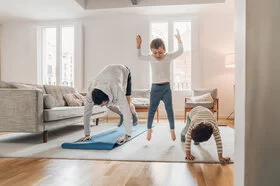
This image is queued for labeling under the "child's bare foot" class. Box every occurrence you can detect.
[147,129,152,141]
[170,129,176,141]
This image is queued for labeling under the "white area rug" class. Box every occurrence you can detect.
[0,123,234,163]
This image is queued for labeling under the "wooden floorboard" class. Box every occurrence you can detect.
[0,119,234,186]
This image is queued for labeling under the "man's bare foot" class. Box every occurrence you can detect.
[147,129,152,141]
[170,129,176,141]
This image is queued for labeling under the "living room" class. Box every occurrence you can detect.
[0,0,279,186]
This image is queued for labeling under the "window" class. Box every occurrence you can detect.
[173,21,192,91]
[37,23,82,88]
[150,20,193,91]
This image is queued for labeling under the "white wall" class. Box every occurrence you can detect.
[83,15,150,90]
[200,12,235,118]
[235,0,280,185]
[1,22,37,83]
[234,0,245,185]
[0,10,235,118]
[0,24,2,80]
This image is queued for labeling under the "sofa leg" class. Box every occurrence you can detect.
[96,118,99,125]
[43,130,48,143]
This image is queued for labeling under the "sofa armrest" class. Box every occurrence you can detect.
[213,97,219,111]
[0,89,44,132]
[184,97,192,104]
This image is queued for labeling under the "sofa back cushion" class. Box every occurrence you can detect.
[43,94,56,109]
[193,88,218,99]
[63,93,86,106]
[44,85,76,106]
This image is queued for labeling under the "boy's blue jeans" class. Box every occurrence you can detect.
[147,83,174,129]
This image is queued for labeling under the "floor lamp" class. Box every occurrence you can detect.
[225,53,235,120]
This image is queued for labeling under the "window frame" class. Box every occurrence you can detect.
[36,21,83,90]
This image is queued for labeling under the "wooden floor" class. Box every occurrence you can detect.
[0,119,234,186]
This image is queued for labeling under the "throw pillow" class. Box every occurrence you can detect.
[74,93,86,105]
[63,93,86,106]
[43,94,56,109]
[189,93,213,102]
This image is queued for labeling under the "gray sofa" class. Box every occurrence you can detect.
[0,81,107,142]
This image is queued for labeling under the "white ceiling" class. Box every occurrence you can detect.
[0,0,234,24]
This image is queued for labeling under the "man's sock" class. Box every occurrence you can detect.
[117,114,124,127]
[194,142,200,145]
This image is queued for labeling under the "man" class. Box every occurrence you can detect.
[78,64,138,143]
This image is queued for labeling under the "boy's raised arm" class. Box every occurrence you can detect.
[168,30,184,60]
[136,35,152,61]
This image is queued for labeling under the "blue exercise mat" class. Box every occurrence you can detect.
[61,124,147,150]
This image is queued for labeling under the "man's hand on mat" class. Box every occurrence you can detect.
[219,156,231,165]
[117,136,131,143]
[77,135,91,142]
[185,151,195,160]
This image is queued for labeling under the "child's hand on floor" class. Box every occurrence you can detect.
[185,151,195,160]
[219,156,231,165]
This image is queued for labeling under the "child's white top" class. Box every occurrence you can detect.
[137,43,184,84]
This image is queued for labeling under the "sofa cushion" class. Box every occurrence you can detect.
[43,106,107,122]
[193,88,218,99]
[44,85,76,106]
[188,93,213,103]
[185,102,214,109]
[132,98,150,108]
[43,107,84,122]
[63,93,85,106]
[43,94,56,109]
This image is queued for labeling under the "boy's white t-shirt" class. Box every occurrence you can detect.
[137,43,184,84]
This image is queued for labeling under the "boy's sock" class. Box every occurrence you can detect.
[117,114,124,127]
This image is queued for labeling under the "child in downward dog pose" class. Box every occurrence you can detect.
[181,106,231,164]
[136,30,184,141]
